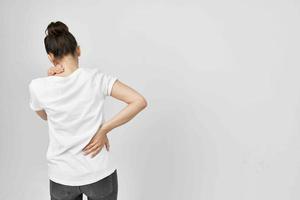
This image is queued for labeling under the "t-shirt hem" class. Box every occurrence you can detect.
[48,167,117,186]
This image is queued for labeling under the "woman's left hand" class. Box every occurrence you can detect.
[82,129,110,158]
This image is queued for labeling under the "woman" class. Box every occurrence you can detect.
[28,21,147,200]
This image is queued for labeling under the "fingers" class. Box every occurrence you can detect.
[83,140,109,156]
[91,146,102,158]
[82,140,96,152]
[85,144,103,157]
[105,140,110,151]
[82,133,110,157]
[48,68,55,76]
[54,64,64,73]
[47,64,64,76]
[82,134,97,151]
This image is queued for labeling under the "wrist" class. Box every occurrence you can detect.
[101,123,112,133]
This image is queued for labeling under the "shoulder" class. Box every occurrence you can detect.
[28,77,48,92]
[29,78,41,88]
[81,67,108,79]
[83,67,103,75]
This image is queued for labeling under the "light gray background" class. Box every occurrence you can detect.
[1,0,300,200]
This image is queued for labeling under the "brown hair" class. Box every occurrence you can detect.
[44,21,78,59]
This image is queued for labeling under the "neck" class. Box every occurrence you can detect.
[55,55,79,76]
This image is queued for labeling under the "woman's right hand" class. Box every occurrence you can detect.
[47,64,64,76]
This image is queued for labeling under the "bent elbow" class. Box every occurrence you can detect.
[138,97,148,109]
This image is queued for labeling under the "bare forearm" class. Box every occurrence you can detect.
[101,100,147,133]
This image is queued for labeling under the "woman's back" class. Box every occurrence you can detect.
[28,66,118,186]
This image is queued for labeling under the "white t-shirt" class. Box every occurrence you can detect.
[28,67,118,186]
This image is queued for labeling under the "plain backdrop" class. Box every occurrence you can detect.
[1,0,300,200]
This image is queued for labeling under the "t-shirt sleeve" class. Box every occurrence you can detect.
[28,81,43,111]
[97,70,118,97]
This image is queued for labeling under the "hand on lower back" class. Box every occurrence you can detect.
[82,129,110,158]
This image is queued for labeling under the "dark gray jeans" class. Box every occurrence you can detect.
[49,169,118,200]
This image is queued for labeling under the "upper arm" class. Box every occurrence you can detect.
[110,79,147,107]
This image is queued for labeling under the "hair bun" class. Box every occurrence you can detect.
[46,21,69,36]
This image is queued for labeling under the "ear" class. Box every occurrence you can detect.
[76,45,81,57]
